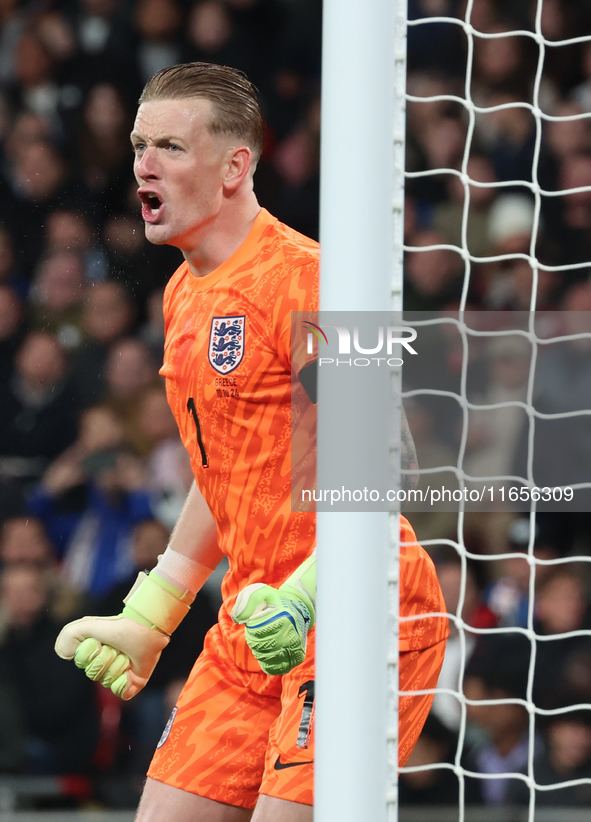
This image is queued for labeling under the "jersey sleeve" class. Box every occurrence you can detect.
[269,257,319,379]
[399,515,449,652]
[266,255,319,511]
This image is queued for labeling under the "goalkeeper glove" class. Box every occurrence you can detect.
[231,551,316,675]
[55,550,211,699]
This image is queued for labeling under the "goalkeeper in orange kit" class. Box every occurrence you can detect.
[55,62,448,822]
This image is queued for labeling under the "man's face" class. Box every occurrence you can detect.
[131,98,231,251]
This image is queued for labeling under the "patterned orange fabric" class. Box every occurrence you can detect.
[152,208,448,806]
[399,517,449,653]
[149,624,315,809]
[148,625,446,807]
[160,208,318,672]
[398,641,448,767]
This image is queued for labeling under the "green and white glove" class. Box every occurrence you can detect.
[231,552,316,675]
[55,549,212,699]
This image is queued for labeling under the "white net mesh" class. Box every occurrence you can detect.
[395,1,591,820]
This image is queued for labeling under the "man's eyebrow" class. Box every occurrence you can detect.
[130,131,185,145]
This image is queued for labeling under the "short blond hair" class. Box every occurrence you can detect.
[139,62,265,163]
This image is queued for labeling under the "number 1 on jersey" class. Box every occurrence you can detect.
[187,397,209,468]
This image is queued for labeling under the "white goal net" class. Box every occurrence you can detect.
[396,1,591,820]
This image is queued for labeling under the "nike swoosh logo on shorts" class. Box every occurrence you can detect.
[274,755,314,770]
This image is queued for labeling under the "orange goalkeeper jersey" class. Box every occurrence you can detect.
[161,209,318,669]
[160,208,447,670]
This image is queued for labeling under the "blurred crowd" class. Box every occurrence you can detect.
[0,0,321,809]
[400,518,591,809]
[0,0,590,811]
[400,0,591,811]
[406,0,591,314]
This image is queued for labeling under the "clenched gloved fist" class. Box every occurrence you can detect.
[231,552,316,675]
[55,571,193,699]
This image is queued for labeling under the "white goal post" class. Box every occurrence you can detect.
[316,0,407,821]
[317,0,591,821]
[399,3,591,822]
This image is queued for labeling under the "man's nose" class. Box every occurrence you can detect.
[135,147,160,180]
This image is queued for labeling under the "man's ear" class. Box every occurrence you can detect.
[223,146,253,192]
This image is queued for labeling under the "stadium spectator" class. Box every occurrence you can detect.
[0,564,100,774]
[61,0,139,101]
[511,284,591,503]
[4,137,91,276]
[0,515,85,622]
[73,281,135,407]
[554,152,591,263]
[265,0,321,139]
[27,406,153,596]
[404,230,464,310]
[471,25,536,102]
[537,0,586,98]
[533,568,591,706]
[463,633,540,806]
[463,335,530,483]
[432,154,498,259]
[479,92,536,184]
[138,286,165,363]
[431,556,497,731]
[44,208,109,283]
[76,83,134,199]
[0,331,79,492]
[132,0,184,85]
[0,516,54,569]
[77,404,127,456]
[507,702,591,806]
[101,212,159,302]
[573,39,591,111]
[271,94,320,240]
[136,385,193,528]
[34,10,78,73]
[183,1,253,82]
[102,337,162,455]
[10,30,62,132]
[0,284,25,380]
[2,108,50,162]
[27,250,86,348]
[0,224,28,299]
[45,208,91,253]
[407,0,465,77]
[484,516,559,628]
[399,713,463,806]
[546,101,591,161]
[414,115,467,200]
[476,192,563,308]
[0,657,25,773]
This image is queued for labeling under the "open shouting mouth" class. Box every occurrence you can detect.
[138,191,163,223]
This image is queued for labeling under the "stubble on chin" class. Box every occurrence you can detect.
[144,225,167,246]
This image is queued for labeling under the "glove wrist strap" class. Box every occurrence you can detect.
[282,551,316,626]
[123,572,194,635]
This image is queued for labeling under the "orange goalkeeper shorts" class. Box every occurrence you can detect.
[147,624,446,809]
